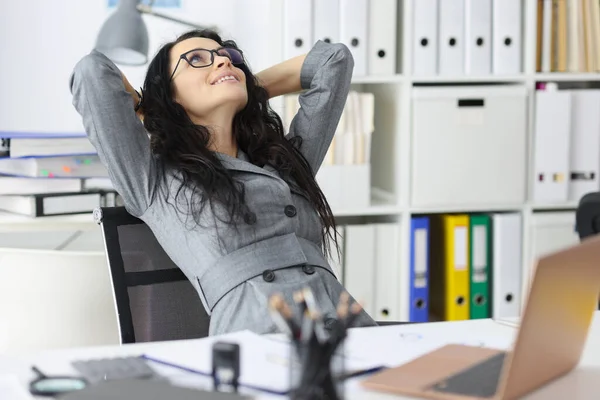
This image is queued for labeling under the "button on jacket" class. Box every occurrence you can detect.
[71,40,378,335]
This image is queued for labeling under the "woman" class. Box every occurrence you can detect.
[70,29,377,335]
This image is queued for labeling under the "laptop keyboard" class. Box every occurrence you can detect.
[427,352,507,398]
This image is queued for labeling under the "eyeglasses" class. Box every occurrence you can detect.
[169,47,245,82]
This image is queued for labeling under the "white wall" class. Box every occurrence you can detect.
[0,0,282,135]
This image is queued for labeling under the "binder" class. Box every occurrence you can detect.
[491,213,522,319]
[283,0,312,59]
[540,0,553,72]
[374,223,401,322]
[343,224,376,317]
[465,0,492,75]
[566,0,581,72]
[429,214,470,321]
[339,0,368,76]
[313,0,339,45]
[468,214,491,319]
[0,191,106,217]
[527,211,579,301]
[567,89,600,203]
[0,154,107,178]
[438,0,465,75]
[533,84,572,203]
[409,217,430,323]
[231,0,285,75]
[492,0,522,74]
[412,0,438,76]
[367,0,397,75]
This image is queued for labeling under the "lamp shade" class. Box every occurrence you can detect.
[95,0,149,65]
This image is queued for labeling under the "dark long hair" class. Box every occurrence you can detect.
[140,29,338,256]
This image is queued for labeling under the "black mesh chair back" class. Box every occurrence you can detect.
[94,206,210,344]
[575,192,600,310]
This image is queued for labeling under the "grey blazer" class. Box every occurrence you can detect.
[70,40,377,335]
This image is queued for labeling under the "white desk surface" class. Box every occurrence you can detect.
[0,212,96,232]
[0,314,599,400]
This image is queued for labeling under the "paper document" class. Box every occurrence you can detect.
[0,375,33,399]
[143,330,383,395]
[344,323,516,368]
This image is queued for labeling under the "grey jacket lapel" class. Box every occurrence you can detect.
[215,150,279,180]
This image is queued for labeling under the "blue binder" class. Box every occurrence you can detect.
[410,217,430,322]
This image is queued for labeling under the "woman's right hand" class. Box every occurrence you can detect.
[121,73,144,119]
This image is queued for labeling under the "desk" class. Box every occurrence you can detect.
[1,315,599,399]
[0,212,95,232]
[0,212,105,251]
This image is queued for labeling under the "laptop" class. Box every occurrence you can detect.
[361,234,600,399]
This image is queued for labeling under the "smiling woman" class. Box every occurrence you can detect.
[70,29,378,335]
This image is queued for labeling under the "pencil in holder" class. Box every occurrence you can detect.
[288,325,346,400]
[269,289,361,400]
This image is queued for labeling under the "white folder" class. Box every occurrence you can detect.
[343,224,376,317]
[568,90,600,202]
[491,213,522,319]
[492,0,522,74]
[438,0,465,75]
[313,0,339,45]
[373,223,401,321]
[340,0,368,76]
[526,212,579,303]
[283,0,312,59]
[412,0,438,76]
[541,0,552,72]
[367,0,397,75]
[465,0,492,75]
[533,85,572,204]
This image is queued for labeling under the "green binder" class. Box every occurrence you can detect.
[469,215,491,319]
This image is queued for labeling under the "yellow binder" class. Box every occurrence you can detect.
[429,214,470,321]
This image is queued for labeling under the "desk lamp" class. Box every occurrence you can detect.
[95,0,214,65]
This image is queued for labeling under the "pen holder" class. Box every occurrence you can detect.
[288,329,346,400]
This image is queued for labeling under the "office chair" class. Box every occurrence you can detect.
[575,191,600,310]
[576,192,600,241]
[95,206,409,342]
[94,206,210,344]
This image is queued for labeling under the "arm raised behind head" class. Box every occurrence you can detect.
[257,41,354,175]
[70,50,158,217]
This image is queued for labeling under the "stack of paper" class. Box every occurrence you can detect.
[143,330,383,395]
[0,132,115,217]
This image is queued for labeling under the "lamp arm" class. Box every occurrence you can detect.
[136,4,216,30]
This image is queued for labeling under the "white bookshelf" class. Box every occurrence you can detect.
[270,0,591,321]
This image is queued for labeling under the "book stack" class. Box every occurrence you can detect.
[0,132,118,217]
[536,0,600,73]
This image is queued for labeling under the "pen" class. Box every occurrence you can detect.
[302,288,329,343]
[269,293,300,338]
[302,287,320,317]
[269,295,293,336]
[343,302,363,331]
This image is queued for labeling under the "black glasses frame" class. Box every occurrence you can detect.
[169,47,245,82]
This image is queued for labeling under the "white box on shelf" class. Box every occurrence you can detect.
[316,165,344,209]
[410,86,527,208]
[317,164,371,210]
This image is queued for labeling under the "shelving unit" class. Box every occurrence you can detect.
[276,0,588,321]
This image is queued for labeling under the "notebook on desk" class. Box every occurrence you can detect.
[60,379,252,399]
[361,235,600,400]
